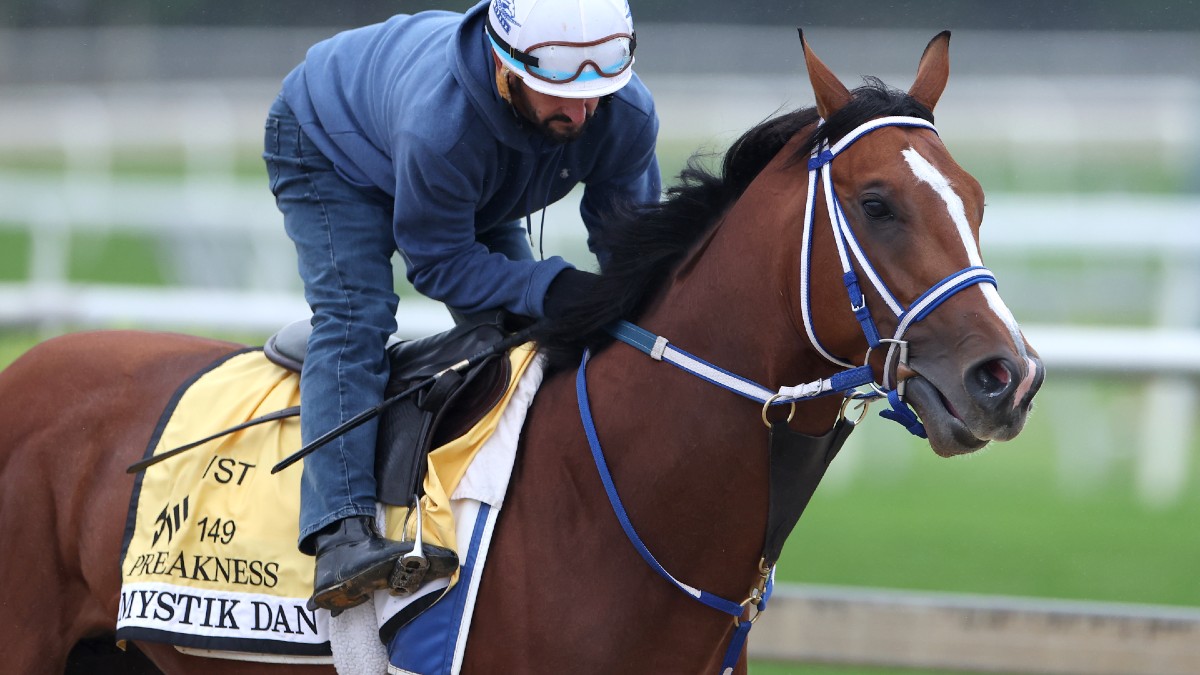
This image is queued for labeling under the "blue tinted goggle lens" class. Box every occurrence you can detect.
[524,36,634,83]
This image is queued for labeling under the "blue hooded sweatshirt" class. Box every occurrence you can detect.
[280,0,661,317]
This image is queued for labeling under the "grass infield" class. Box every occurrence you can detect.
[2,333,1195,673]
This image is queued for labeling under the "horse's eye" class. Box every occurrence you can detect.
[862,199,892,220]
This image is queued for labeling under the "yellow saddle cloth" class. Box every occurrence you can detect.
[115,343,538,655]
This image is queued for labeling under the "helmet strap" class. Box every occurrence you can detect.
[495,64,514,104]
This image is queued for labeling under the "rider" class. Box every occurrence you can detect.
[263,0,661,611]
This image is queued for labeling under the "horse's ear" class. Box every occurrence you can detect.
[909,30,951,112]
[800,29,851,119]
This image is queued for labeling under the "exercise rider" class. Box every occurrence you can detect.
[262,0,661,612]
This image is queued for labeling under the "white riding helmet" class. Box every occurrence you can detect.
[486,0,637,99]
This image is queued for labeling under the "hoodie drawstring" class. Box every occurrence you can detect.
[524,143,565,261]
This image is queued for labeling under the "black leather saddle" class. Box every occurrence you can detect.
[264,313,517,506]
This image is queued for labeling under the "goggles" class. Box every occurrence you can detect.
[487,21,636,85]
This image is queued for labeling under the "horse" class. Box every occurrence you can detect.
[0,31,1043,674]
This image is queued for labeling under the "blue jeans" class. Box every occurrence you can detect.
[263,96,531,552]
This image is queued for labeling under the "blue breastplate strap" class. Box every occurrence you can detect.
[576,349,774,674]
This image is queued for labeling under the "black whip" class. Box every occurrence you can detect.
[270,323,540,474]
[126,406,300,474]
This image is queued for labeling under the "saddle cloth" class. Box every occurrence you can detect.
[116,343,541,658]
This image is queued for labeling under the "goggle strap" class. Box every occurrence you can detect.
[486,24,638,71]
[485,21,539,68]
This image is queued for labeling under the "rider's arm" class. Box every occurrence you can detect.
[579,90,662,271]
[390,138,572,318]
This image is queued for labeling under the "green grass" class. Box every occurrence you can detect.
[0,333,42,369]
[4,338,1197,605]
[656,137,1192,195]
[0,148,270,182]
[0,229,30,280]
[71,232,169,284]
[4,136,1188,197]
[778,378,1200,608]
[3,332,1195,674]
[751,664,989,675]
[0,229,166,284]
[2,137,1196,674]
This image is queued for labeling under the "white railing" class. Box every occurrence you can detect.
[2,46,1199,674]
[754,582,1200,675]
[1,75,1198,511]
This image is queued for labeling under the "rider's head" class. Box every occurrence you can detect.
[487,0,637,142]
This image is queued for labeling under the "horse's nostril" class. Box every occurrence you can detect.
[973,358,1013,396]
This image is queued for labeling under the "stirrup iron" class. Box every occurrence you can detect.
[389,498,429,597]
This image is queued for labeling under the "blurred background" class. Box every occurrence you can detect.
[2,1,1199,673]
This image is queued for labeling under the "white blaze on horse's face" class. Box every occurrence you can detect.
[901,146,1027,360]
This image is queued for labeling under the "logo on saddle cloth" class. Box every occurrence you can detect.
[116,344,540,658]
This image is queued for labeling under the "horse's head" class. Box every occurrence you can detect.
[535,31,1043,458]
[798,32,1044,456]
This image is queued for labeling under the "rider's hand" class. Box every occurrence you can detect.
[543,268,600,319]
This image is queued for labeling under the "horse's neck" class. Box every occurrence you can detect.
[476,199,845,670]
[578,210,843,600]
[638,198,844,436]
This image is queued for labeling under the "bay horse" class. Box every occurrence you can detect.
[0,31,1042,674]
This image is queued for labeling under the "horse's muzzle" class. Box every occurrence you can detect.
[903,353,1044,457]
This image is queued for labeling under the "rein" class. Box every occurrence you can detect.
[578,116,999,674]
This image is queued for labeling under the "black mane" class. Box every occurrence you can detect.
[534,77,933,369]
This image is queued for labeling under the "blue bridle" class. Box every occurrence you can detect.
[579,115,998,673]
[799,115,997,435]
[601,116,999,436]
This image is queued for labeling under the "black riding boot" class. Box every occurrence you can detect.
[307,515,459,612]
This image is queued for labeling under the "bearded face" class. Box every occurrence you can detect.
[504,71,599,144]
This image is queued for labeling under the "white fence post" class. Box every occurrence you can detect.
[1137,253,1200,507]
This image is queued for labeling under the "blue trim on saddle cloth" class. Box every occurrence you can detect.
[388,502,492,675]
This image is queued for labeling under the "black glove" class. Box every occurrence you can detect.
[543,268,600,319]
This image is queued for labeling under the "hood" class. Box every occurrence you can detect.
[450,0,549,154]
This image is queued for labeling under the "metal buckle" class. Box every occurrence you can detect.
[839,395,873,424]
[862,337,910,396]
[736,559,773,625]
[761,393,797,429]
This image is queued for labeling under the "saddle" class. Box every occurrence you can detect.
[264,313,517,506]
